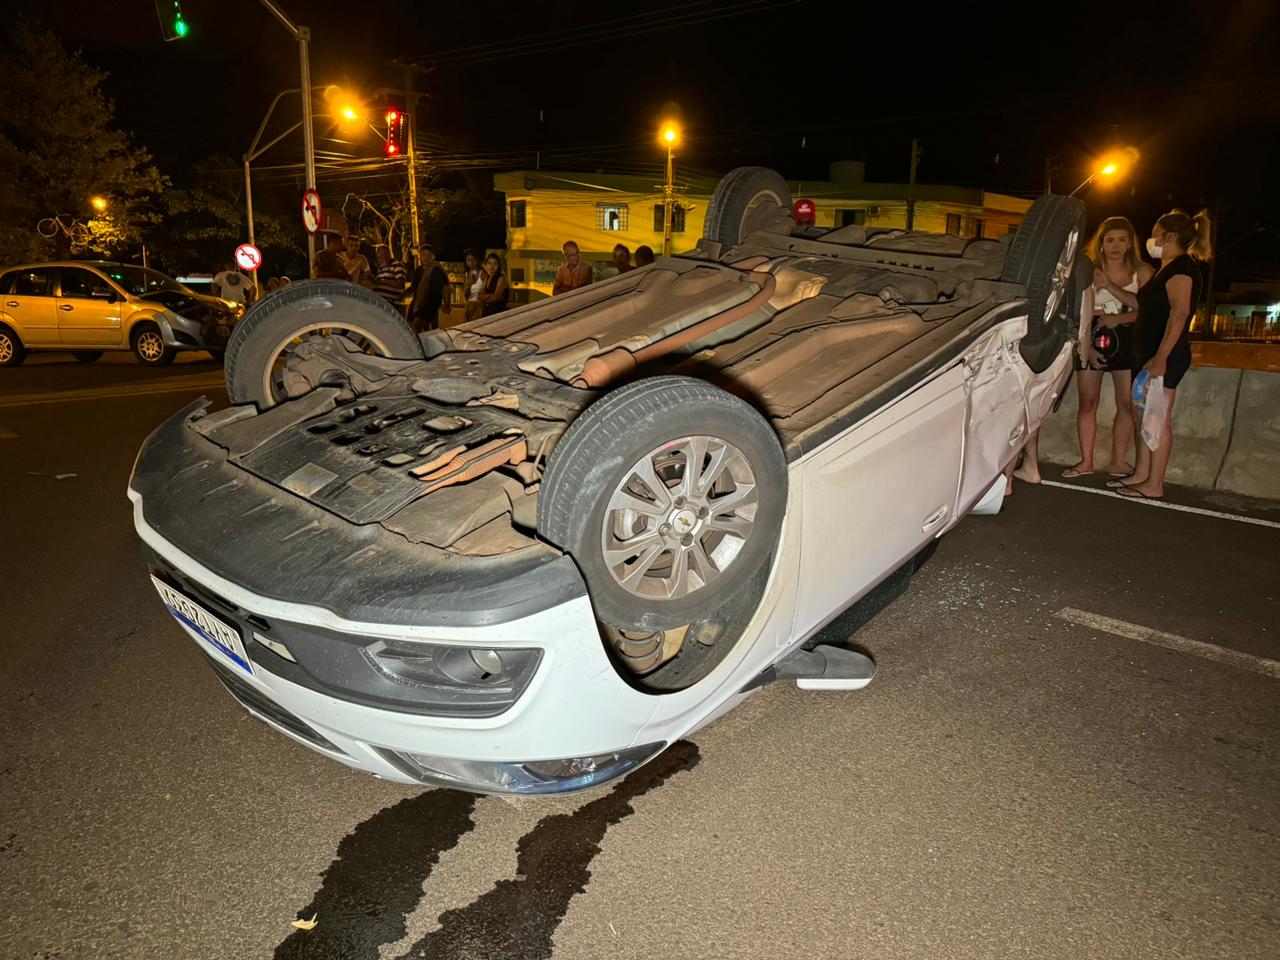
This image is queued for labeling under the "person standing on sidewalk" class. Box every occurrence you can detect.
[552,241,593,295]
[1061,216,1153,480]
[1109,209,1211,501]
[372,244,407,309]
[408,244,451,333]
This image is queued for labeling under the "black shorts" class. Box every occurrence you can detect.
[1088,318,1135,372]
[1133,340,1192,390]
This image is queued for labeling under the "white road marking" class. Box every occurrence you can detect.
[1054,606,1280,680]
[1039,479,1280,531]
[0,375,224,408]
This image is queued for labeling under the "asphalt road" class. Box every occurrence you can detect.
[2,360,1277,960]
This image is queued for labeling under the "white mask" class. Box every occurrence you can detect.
[1146,237,1165,259]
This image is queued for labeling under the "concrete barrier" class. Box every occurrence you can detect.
[1035,363,1280,500]
[1216,371,1280,500]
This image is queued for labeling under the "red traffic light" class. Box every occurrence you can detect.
[384,100,408,158]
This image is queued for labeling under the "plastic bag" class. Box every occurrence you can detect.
[1132,370,1169,450]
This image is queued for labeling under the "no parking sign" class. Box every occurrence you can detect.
[234,243,262,272]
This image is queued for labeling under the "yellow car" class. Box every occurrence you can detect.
[0,261,243,367]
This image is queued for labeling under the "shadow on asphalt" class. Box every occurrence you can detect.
[274,741,701,960]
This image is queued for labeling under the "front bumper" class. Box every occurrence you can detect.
[159,311,236,352]
[137,515,666,793]
[130,403,667,794]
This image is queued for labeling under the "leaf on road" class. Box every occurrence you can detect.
[290,914,318,931]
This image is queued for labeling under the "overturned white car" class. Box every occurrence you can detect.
[131,168,1084,794]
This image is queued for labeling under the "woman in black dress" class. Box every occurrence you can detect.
[476,253,509,317]
[1110,209,1211,500]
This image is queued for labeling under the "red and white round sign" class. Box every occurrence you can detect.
[302,188,322,236]
[234,243,262,272]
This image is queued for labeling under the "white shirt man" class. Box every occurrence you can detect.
[212,264,252,304]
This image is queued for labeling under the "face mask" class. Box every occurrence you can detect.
[1146,238,1165,259]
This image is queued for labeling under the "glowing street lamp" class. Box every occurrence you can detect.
[90,196,108,212]
[340,105,360,122]
[659,120,682,256]
[1070,148,1137,196]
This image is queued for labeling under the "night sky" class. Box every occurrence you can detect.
[14,0,1280,272]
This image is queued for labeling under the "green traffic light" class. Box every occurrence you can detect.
[174,17,188,37]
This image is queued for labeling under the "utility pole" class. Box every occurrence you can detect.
[906,138,922,231]
[403,65,423,257]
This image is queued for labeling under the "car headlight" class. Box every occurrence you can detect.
[379,742,665,795]
[361,640,542,717]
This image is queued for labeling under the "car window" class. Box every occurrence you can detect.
[60,267,115,299]
[99,265,188,297]
[10,268,58,297]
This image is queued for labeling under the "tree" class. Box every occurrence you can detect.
[157,155,299,273]
[0,18,166,264]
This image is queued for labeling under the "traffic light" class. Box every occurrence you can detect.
[155,0,189,41]
[384,96,408,158]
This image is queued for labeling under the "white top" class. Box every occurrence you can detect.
[212,270,251,303]
[1093,270,1139,315]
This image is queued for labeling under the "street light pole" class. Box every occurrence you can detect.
[663,143,675,258]
[244,88,302,298]
[257,1,316,270]
[659,122,680,257]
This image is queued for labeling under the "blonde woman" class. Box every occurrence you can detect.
[1110,209,1211,500]
[1062,217,1153,478]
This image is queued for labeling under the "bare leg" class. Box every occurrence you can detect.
[1064,369,1102,476]
[1004,458,1015,497]
[1108,369,1135,474]
[1128,388,1176,497]
[1013,430,1041,483]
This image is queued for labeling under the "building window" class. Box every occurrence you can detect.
[508,200,527,228]
[945,213,962,236]
[652,204,686,233]
[596,204,629,232]
[836,209,866,227]
[972,218,985,239]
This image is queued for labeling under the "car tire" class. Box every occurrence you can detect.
[0,325,26,367]
[131,324,176,366]
[224,278,422,409]
[538,375,788,633]
[999,193,1086,373]
[72,350,103,363]
[702,166,794,251]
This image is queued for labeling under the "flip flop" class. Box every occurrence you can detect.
[1115,487,1163,500]
[1105,477,1137,489]
[1061,467,1095,479]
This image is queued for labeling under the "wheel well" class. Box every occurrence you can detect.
[128,317,162,344]
[0,320,23,346]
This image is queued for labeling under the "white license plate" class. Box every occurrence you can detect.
[151,575,253,676]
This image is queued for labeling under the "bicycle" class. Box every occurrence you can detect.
[36,214,90,245]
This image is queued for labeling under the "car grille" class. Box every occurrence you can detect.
[205,656,343,755]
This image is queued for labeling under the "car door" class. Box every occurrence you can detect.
[792,362,968,639]
[954,319,1030,514]
[2,267,64,347]
[57,267,125,347]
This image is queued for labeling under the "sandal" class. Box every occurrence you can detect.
[1105,476,1137,489]
[1115,487,1163,500]
[1061,466,1095,479]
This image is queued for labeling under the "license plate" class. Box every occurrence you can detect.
[151,575,253,675]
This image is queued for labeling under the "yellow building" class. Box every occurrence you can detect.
[493,161,1033,300]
